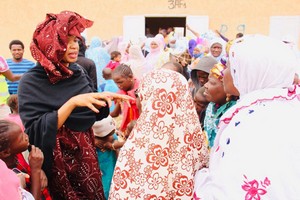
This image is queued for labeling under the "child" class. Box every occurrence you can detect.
[190,44,206,69]
[4,94,24,131]
[190,56,218,93]
[98,68,119,111]
[105,51,121,71]
[0,159,35,200]
[0,119,50,200]
[92,116,119,200]
[122,119,136,140]
[110,64,140,132]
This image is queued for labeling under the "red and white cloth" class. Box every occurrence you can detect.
[109,68,209,199]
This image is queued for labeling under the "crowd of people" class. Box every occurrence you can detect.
[0,10,300,200]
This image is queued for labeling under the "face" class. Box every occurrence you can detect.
[150,41,159,50]
[222,63,240,96]
[193,48,201,55]
[61,35,79,66]
[114,54,121,62]
[194,91,208,114]
[112,74,133,91]
[10,44,24,61]
[8,123,29,155]
[196,71,209,87]
[204,75,227,104]
[210,43,222,57]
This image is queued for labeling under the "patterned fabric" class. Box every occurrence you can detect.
[203,100,236,148]
[194,35,300,199]
[15,153,52,200]
[50,126,104,200]
[109,69,209,199]
[30,11,93,84]
[210,63,226,81]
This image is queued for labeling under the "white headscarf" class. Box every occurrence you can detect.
[229,34,297,97]
[145,37,166,70]
[208,37,226,62]
[125,44,147,78]
[194,34,300,200]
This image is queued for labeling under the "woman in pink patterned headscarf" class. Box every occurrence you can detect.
[109,68,209,199]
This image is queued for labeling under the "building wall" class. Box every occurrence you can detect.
[0,0,299,60]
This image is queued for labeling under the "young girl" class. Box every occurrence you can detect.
[0,119,48,200]
[105,51,121,71]
[110,64,140,132]
[4,94,24,131]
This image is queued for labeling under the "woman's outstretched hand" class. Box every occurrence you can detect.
[69,92,134,113]
[100,91,135,108]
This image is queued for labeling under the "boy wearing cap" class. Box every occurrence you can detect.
[92,116,119,200]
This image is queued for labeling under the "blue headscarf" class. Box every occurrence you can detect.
[85,37,110,87]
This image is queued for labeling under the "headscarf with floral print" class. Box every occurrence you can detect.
[30,10,93,84]
[210,63,226,81]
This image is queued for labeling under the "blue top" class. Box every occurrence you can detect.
[204,100,237,148]
[98,79,119,111]
[96,134,118,200]
[6,58,35,94]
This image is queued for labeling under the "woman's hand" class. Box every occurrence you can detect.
[100,92,135,108]
[69,93,109,113]
[69,92,134,113]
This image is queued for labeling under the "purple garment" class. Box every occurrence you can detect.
[188,39,197,56]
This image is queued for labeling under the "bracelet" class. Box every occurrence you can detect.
[112,143,116,151]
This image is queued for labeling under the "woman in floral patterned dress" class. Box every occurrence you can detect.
[109,68,209,199]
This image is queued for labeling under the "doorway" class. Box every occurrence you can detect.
[145,17,186,36]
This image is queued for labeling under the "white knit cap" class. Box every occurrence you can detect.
[92,115,116,137]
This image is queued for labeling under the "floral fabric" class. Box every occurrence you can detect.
[109,69,209,199]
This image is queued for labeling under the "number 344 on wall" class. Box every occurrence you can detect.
[168,0,187,9]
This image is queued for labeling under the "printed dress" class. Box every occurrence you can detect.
[109,69,209,199]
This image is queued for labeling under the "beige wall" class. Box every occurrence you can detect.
[0,0,299,60]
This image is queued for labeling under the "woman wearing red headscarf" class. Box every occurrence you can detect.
[18,11,132,200]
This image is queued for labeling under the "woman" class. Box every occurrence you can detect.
[203,63,237,148]
[207,38,225,62]
[125,44,147,78]
[109,68,209,199]
[145,36,168,70]
[18,11,132,200]
[194,34,300,199]
[85,36,110,87]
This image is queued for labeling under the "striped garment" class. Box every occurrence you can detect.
[6,58,35,94]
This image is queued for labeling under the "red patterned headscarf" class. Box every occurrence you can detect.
[30,11,93,84]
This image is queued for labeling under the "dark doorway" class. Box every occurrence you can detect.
[145,17,186,37]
